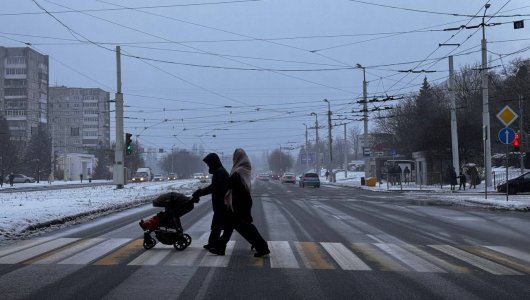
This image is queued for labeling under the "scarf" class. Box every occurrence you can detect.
[224,148,252,210]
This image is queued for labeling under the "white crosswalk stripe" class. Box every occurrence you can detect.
[269,241,299,269]
[429,245,523,275]
[1,236,529,276]
[0,238,79,264]
[321,242,371,271]
[375,243,445,273]
[59,238,131,265]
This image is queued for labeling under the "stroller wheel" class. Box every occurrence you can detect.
[143,238,157,250]
[183,234,192,246]
[173,237,188,251]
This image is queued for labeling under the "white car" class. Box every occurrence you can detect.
[153,174,164,181]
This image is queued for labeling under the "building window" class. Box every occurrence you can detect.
[70,127,80,136]
[6,56,26,65]
[5,68,27,75]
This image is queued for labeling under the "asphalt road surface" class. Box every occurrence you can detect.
[0,180,529,299]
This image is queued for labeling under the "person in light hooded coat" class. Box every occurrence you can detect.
[209,148,270,257]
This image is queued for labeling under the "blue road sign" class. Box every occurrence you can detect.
[498,127,515,144]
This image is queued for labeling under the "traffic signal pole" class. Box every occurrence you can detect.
[481,5,493,187]
[113,46,125,189]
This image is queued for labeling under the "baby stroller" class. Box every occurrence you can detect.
[139,192,196,250]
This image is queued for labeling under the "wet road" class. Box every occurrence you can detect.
[0,180,529,299]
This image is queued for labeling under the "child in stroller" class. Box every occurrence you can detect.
[139,192,198,250]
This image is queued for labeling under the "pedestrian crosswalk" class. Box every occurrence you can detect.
[1,236,529,276]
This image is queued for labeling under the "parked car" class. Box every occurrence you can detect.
[496,171,530,194]
[299,172,320,188]
[257,173,270,181]
[5,174,35,183]
[153,174,164,182]
[281,172,296,184]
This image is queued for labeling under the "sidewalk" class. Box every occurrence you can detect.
[323,175,530,211]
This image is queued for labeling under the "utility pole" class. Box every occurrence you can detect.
[519,95,524,175]
[357,64,369,178]
[311,112,320,175]
[344,123,348,179]
[113,46,125,189]
[449,55,460,173]
[324,99,333,182]
[481,4,492,187]
[303,123,309,172]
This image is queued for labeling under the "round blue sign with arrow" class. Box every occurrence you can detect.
[498,127,515,144]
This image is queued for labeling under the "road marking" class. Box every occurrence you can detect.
[59,238,131,265]
[29,238,104,265]
[351,243,408,272]
[429,245,522,275]
[366,234,385,243]
[464,246,530,274]
[0,237,56,258]
[199,241,235,267]
[485,246,530,265]
[294,242,334,269]
[166,243,205,266]
[321,242,371,271]
[401,244,469,273]
[0,238,79,264]
[269,241,299,269]
[94,239,144,265]
[375,243,445,273]
[332,215,342,220]
[128,246,173,266]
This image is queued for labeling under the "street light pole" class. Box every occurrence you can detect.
[324,99,333,182]
[356,64,369,178]
[303,123,309,172]
[481,4,492,187]
[310,112,320,175]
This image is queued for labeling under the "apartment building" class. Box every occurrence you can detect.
[0,46,49,143]
[49,86,110,154]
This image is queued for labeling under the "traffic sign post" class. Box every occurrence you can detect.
[496,105,518,127]
[498,127,515,144]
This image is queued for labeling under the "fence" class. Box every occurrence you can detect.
[492,170,525,187]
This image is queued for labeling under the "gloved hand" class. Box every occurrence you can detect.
[192,189,202,198]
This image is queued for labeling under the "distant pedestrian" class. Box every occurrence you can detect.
[403,166,411,184]
[468,166,479,189]
[0,173,3,188]
[48,173,53,184]
[80,174,83,183]
[325,171,330,181]
[459,171,466,190]
[9,173,14,187]
[449,167,457,191]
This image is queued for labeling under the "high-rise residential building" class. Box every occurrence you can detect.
[0,46,49,143]
[49,86,110,154]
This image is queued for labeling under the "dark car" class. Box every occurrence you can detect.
[299,172,320,188]
[271,174,280,180]
[497,171,530,194]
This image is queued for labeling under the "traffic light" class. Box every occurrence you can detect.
[125,133,133,155]
[513,133,520,152]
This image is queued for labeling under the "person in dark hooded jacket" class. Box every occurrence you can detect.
[192,153,233,250]
[208,148,270,258]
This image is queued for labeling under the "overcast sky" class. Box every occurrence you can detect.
[1,0,529,158]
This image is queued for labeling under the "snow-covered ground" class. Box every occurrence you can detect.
[0,180,202,242]
[324,171,530,211]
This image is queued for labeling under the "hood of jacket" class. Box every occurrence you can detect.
[203,153,223,174]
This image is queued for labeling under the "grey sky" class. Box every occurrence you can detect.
[1,0,529,157]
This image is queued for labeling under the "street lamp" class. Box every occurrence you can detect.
[356,63,369,178]
[323,99,333,182]
[302,123,309,172]
[310,112,320,175]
